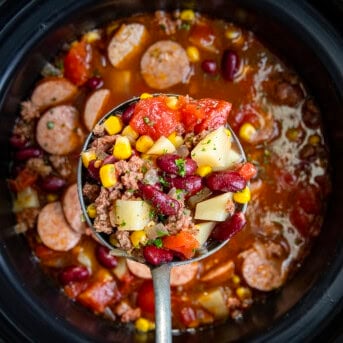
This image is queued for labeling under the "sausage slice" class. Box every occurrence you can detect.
[31,77,77,110]
[62,183,86,234]
[108,23,148,68]
[83,89,111,131]
[37,202,81,251]
[36,105,83,155]
[141,40,191,89]
[126,259,198,286]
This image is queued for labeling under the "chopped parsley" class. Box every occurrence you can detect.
[157,230,169,238]
[148,237,163,248]
[180,22,191,30]
[149,209,156,219]
[175,158,186,177]
[175,189,183,200]
[47,121,54,130]
[143,116,154,126]
[159,176,169,188]
[119,220,126,227]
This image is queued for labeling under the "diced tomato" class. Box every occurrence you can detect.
[130,96,180,140]
[8,168,37,192]
[137,280,155,314]
[229,103,261,132]
[162,231,200,259]
[290,206,313,237]
[236,162,257,181]
[178,97,206,132]
[64,281,88,299]
[64,40,91,86]
[295,185,321,215]
[77,279,120,313]
[189,23,217,52]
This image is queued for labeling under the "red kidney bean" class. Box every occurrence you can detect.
[221,49,240,81]
[87,160,100,181]
[211,212,246,242]
[41,175,66,192]
[143,245,174,266]
[139,183,180,216]
[9,135,30,149]
[166,175,203,196]
[86,76,104,90]
[59,265,90,285]
[102,155,117,165]
[14,147,43,161]
[206,171,246,192]
[156,154,197,177]
[201,59,218,74]
[121,103,136,125]
[95,245,118,268]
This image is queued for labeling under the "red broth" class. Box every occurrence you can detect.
[9,10,330,332]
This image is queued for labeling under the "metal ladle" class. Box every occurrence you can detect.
[77,95,247,343]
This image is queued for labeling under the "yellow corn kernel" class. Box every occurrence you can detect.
[232,274,240,285]
[186,46,200,62]
[136,135,154,153]
[196,165,212,177]
[81,149,97,168]
[166,96,179,110]
[99,163,117,188]
[122,125,139,143]
[224,128,232,137]
[46,193,58,203]
[236,287,252,300]
[130,230,147,248]
[180,9,195,21]
[239,122,257,143]
[140,92,153,99]
[309,134,321,145]
[135,318,155,332]
[94,159,102,168]
[86,203,97,219]
[168,132,184,148]
[225,27,242,41]
[113,136,132,160]
[103,116,123,135]
[233,186,251,204]
[83,30,101,43]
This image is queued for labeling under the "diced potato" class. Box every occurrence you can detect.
[225,149,243,169]
[198,288,229,318]
[195,222,216,245]
[113,257,129,280]
[114,200,151,230]
[194,192,233,221]
[146,136,176,155]
[13,186,40,212]
[191,126,237,171]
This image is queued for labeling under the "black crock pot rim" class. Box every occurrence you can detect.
[0,0,342,342]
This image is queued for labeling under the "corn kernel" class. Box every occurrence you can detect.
[86,203,97,219]
[46,193,58,202]
[225,27,242,41]
[196,165,212,177]
[236,287,252,300]
[224,128,232,137]
[180,9,195,21]
[81,149,97,168]
[99,163,117,188]
[233,186,251,204]
[94,159,102,168]
[140,92,153,99]
[136,135,154,153]
[83,30,101,43]
[239,122,257,143]
[130,230,147,248]
[135,318,155,332]
[122,125,139,143]
[168,132,184,148]
[186,46,200,62]
[232,274,240,285]
[113,136,132,160]
[103,116,123,135]
[166,96,179,110]
[309,134,321,145]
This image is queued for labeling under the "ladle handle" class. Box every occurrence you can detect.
[151,264,172,343]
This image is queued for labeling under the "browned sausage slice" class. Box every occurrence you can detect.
[83,89,111,131]
[31,77,77,110]
[37,202,81,251]
[201,260,235,283]
[241,245,283,291]
[140,40,191,89]
[62,183,86,234]
[108,23,148,68]
[36,105,83,155]
[126,260,199,286]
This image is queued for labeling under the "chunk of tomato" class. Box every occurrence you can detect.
[137,280,155,314]
[162,231,200,259]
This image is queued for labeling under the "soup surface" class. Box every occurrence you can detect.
[9,10,330,332]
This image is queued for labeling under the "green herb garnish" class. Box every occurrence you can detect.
[175,158,186,177]
[47,121,54,130]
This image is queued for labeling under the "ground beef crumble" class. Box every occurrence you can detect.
[114,301,141,323]
[82,183,100,202]
[26,157,52,177]
[114,230,132,251]
[20,101,40,121]
[49,155,72,178]
[93,187,112,234]
[15,208,40,233]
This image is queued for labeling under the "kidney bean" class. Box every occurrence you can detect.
[139,183,180,216]
[9,135,30,149]
[166,175,203,196]
[102,155,117,165]
[95,245,118,268]
[87,159,100,181]
[143,245,174,266]
[59,265,90,285]
[14,147,43,161]
[41,175,66,192]
[211,212,246,242]
[156,154,197,177]
[121,103,136,125]
[206,171,246,192]
[201,59,217,74]
[221,49,240,81]
[86,76,104,90]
